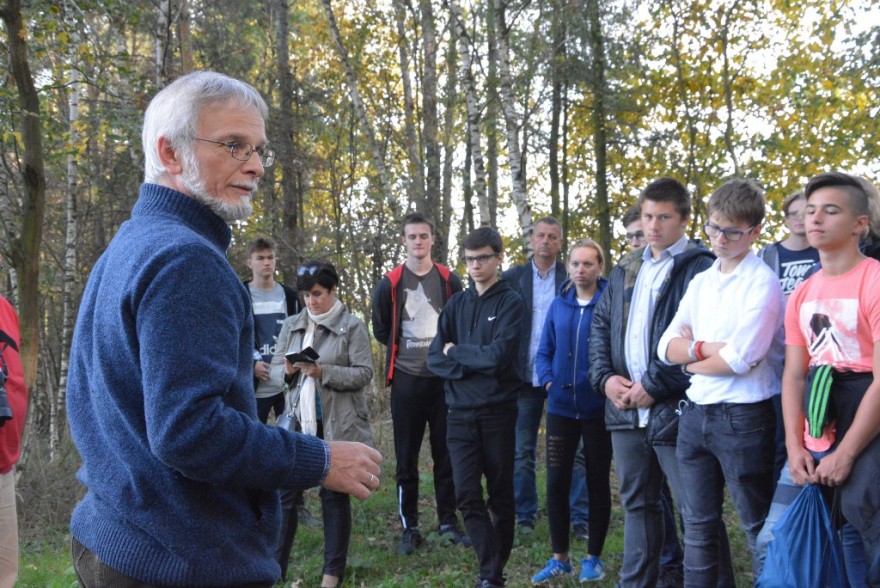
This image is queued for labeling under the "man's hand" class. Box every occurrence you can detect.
[443,342,455,355]
[626,382,655,408]
[813,450,855,487]
[605,375,633,410]
[254,360,271,381]
[787,445,817,486]
[322,441,384,501]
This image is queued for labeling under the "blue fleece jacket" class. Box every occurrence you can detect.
[535,278,607,420]
[67,184,329,586]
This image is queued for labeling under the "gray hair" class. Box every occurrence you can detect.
[142,71,269,183]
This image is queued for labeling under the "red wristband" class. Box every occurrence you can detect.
[694,340,705,361]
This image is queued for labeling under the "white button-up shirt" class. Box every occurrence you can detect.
[658,251,785,404]
[625,235,689,427]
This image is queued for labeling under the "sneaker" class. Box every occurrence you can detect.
[531,558,572,584]
[572,524,589,541]
[579,556,605,583]
[297,505,320,528]
[517,519,536,536]
[439,524,473,548]
[397,528,423,556]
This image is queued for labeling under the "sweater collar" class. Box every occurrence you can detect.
[133,183,233,251]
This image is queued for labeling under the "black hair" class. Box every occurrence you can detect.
[462,227,503,254]
[639,177,691,218]
[296,259,339,292]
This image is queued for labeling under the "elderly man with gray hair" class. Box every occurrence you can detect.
[66,71,382,587]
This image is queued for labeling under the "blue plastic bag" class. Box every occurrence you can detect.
[757,484,845,588]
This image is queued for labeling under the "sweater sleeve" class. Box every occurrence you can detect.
[137,246,328,491]
[370,277,393,345]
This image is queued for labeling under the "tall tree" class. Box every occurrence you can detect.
[493,0,533,252]
[586,0,611,266]
[1,0,47,391]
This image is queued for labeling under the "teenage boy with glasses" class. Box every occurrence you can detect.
[659,178,785,585]
[428,227,525,588]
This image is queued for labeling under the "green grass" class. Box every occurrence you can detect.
[20,461,753,587]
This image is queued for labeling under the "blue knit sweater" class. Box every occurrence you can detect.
[67,184,330,585]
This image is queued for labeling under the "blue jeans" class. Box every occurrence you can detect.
[514,386,545,523]
[756,456,867,587]
[514,385,588,525]
[611,428,734,588]
[447,405,517,585]
[677,399,775,586]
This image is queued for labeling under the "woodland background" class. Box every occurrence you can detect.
[1,0,879,544]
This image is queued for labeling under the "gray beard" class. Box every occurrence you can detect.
[179,161,254,223]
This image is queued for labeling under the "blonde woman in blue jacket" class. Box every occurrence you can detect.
[531,239,612,584]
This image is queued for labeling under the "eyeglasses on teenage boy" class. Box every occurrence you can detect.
[703,222,755,242]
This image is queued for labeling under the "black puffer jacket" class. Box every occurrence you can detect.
[589,241,714,445]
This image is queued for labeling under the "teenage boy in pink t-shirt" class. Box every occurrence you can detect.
[782,172,880,585]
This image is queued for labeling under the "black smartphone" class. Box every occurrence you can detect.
[285,346,320,364]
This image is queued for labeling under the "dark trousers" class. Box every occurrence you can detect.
[71,537,273,588]
[391,370,457,529]
[546,413,612,558]
[677,399,775,586]
[256,392,285,425]
[447,405,517,586]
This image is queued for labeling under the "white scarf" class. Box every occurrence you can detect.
[296,299,344,436]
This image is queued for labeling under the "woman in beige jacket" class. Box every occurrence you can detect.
[270,260,373,587]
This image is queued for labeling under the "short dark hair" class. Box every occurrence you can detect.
[708,178,766,227]
[781,190,804,215]
[534,216,562,231]
[296,259,340,292]
[246,236,276,257]
[462,227,503,254]
[639,178,691,219]
[805,172,880,240]
[401,212,435,235]
[621,205,641,228]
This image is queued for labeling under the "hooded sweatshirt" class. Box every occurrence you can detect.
[427,279,525,409]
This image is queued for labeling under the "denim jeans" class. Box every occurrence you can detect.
[659,478,684,573]
[514,385,588,525]
[677,399,775,586]
[514,386,545,523]
[447,405,517,586]
[756,456,867,587]
[611,428,732,588]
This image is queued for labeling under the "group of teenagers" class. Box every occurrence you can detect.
[248,169,880,588]
[62,72,880,588]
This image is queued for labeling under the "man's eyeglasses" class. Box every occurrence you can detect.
[297,265,322,276]
[626,230,646,244]
[462,254,498,266]
[703,223,755,242]
[193,138,276,168]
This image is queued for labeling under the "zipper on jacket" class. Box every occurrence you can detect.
[572,306,585,419]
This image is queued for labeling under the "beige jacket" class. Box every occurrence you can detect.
[270,304,373,445]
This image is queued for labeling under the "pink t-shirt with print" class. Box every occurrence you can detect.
[785,257,880,450]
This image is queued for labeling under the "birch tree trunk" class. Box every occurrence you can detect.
[447,0,490,226]
[439,19,458,264]
[52,63,80,460]
[321,0,396,208]
[492,0,533,250]
[392,0,425,209]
